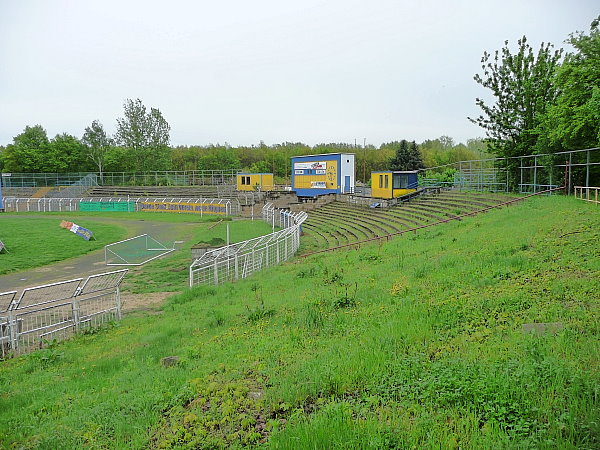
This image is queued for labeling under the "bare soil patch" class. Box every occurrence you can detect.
[121,291,173,313]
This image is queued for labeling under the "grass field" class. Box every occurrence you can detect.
[0,196,598,448]
[120,219,276,293]
[0,217,127,275]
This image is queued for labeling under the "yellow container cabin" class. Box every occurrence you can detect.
[371,171,418,199]
[236,173,274,191]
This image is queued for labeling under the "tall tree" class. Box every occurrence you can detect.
[82,120,112,179]
[469,36,563,158]
[48,133,88,172]
[2,125,49,172]
[539,17,600,151]
[387,140,425,171]
[115,98,171,171]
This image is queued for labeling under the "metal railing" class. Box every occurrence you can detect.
[574,186,600,205]
[1,197,241,216]
[422,147,600,194]
[189,204,307,286]
[0,269,127,358]
[1,170,240,187]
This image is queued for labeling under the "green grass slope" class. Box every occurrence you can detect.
[0,196,598,448]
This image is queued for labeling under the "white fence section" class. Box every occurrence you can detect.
[0,269,127,358]
[575,186,600,205]
[1,197,241,216]
[189,204,307,286]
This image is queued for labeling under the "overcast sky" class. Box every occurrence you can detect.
[0,0,597,148]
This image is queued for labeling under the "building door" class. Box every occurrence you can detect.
[344,176,351,193]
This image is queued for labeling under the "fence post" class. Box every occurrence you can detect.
[586,149,590,188]
[213,259,219,285]
[565,160,569,196]
[568,153,573,195]
[72,296,81,332]
[8,311,19,355]
[115,285,122,320]
[533,155,538,193]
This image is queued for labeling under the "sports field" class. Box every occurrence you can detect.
[0,212,274,291]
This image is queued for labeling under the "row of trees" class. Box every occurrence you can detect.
[0,99,171,176]
[0,111,484,183]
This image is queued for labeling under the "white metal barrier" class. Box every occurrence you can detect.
[189,206,307,286]
[575,186,600,205]
[1,197,241,216]
[0,269,127,357]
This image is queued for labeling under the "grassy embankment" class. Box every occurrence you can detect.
[0,196,598,448]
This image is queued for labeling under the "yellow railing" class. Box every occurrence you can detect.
[574,186,600,205]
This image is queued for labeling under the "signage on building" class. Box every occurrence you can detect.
[294,161,327,170]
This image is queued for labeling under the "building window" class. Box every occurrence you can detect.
[379,175,383,188]
[385,175,389,189]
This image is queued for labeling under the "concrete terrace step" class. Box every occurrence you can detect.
[330,202,424,228]
[86,186,229,198]
[309,206,401,235]
[305,213,371,241]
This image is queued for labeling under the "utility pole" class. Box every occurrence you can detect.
[363,138,366,186]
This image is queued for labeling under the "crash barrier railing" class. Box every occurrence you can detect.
[189,205,307,286]
[1,197,241,216]
[261,202,301,228]
[574,186,600,205]
[0,269,127,358]
[301,187,565,257]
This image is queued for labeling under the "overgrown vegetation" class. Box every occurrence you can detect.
[0,196,597,448]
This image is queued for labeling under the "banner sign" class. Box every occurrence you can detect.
[60,220,94,240]
[311,181,327,188]
[80,201,135,212]
[294,170,304,175]
[294,161,327,170]
[139,201,227,215]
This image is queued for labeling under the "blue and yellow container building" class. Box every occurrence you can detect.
[236,173,274,191]
[371,171,419,199]
[291,153,355,197]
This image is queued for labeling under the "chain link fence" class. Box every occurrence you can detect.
[189,204,307,286]
[0,269,127,358]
